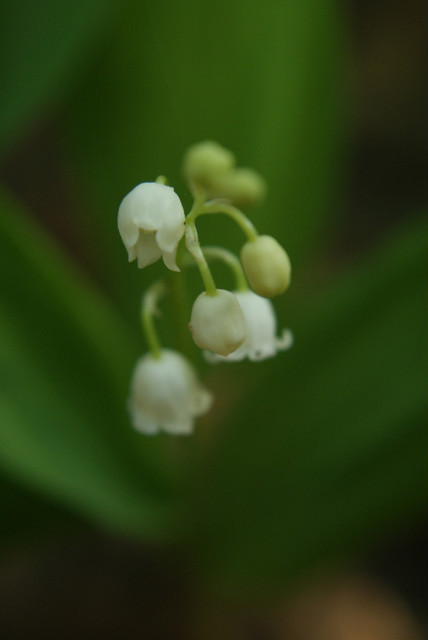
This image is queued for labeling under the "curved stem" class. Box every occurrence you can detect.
[186,190,206,225]
[141,280,167,359]
[184,219,217,296]
[202,246,249,292]
[200,201,259,241]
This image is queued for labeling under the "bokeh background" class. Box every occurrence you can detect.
[0,1,426,638]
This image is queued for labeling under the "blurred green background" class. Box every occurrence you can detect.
[0,0,426,638]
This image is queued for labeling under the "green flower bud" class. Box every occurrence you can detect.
[183,141,235,189]
[189,289,246,356]
[240,235,291,297]
[210,167,266,207]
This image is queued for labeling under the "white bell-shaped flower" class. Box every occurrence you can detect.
[128,349,213,435]
[189,289,246,357]
[118,182,185,271]
[205,290,292,363]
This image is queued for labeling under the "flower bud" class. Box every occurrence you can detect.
[189,289,246,356]
[240,235,291,297]
[183,140,235,188]
[210,167,266,207]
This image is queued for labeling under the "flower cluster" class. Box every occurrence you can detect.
[118,141,293,435]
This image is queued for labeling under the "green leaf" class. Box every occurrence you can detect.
[187,219,427,593]
[0,187,173,538]
[0,0,118,155]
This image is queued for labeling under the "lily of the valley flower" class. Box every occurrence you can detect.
[189,289,246,356]
[118,182,185,271]
[205,290,293,363]
[128,349,212,435]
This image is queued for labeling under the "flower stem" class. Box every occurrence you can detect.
[202,246,249,292]
[200,201,259,242]
[184,215,218,297]
[141,280,167,359]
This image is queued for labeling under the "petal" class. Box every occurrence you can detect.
[223,345,247,361]
[203,350,223,364]
[135,183,184,235]
[204,346,246,363]
[126,243,137,262]
[234,291,277,360]
[162,248,180,272]
[190,387,213,415]
[118,201,140,248]
[248,344,276,361]
[120,183,162,234]
[156,220,185,254]
[128,402,160,435]
[276,328,293,351]
[135,232,162,268]
[163,418,193,435]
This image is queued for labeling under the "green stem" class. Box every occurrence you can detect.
[200,201,259,242]
[141,280,167,359]
[202,246,249,292]
[184,217,217,296]
[186,190,206,225]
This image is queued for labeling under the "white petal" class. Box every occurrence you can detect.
[126,243,137,262]
[162,248,180,272]
[128,403,160,435]
[163,418,193,435]
[248,344,276,361]
[276,328,293,351]
[156,220,185,254]
[190,387,213,415]
[203,350,223,364]
[118,204,140,248]
[135,232,162,268]
[233,291,276,359]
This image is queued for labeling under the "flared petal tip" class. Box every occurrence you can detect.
[277,329,293,351]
